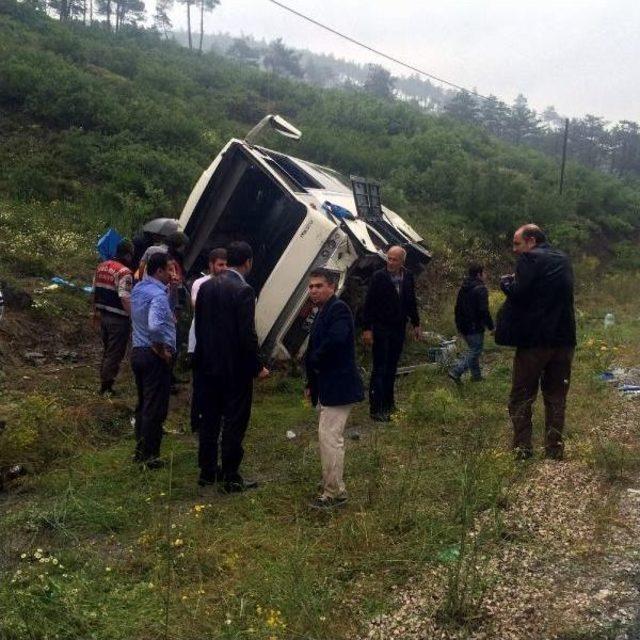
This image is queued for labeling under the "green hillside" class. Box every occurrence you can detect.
[1,0,639,283]
[3,5,640,640]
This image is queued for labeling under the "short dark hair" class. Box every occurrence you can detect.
[226,241,253,267]
[467,262,484,278]
[147,251,169,276]
[309,267,339,286]
[166,231,189,249]
[208,247,227,263]
[115,240,134,259]
[520,224,546,245]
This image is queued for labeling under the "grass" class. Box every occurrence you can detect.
[2,269,640,638]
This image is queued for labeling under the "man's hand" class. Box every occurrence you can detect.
[152,343,173,365]
[413,326,422,341]
[91,310,101,331]
[304,387,311,400]
[257,367,270,380]
[362,330,374,347]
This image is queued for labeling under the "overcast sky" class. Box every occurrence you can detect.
[168,0,639,122]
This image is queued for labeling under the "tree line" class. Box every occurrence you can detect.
[189,31,640,183]
[29,0,640,182]
[30,0,220,51]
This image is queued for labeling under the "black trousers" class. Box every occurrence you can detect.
[198,373,253,482]
[369,325,405,416]
[100,313,130,389]
[509,346,574,458]
[190,366,205,432]
[131,347,172,461]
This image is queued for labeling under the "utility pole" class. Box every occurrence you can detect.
[559,118,569,194]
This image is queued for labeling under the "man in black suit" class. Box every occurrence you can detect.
[194,241,269,492]
[305,268,364,509]
[362,246,421,421]
[497,224,576,460]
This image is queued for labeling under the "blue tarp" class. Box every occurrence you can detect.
[97,228,123,261]
[322,201,356,221]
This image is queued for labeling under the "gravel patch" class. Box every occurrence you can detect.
[359,401,640,640]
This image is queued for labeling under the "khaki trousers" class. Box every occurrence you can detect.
[318,403,352,498]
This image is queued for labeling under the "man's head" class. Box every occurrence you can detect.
[226,241,253,274]
[147,251,171,284]
[468,262,485,281]
[513,224,546,255]
[115,240,134,267]
[308,268,339,307]
[208,247,227,276]
[386,245,407,274]
[166,231,189,255]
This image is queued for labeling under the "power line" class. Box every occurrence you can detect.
[265,0,494,102]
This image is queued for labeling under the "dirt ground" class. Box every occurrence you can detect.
[360,400,640,640]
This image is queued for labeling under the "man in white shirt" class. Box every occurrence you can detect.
[189,248,227,432]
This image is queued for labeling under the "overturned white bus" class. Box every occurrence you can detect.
[179,115,431,361]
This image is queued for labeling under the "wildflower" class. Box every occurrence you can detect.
[181,595,188,601]
[173,538,184,547]
[20,553,27,560]
[52,559,59,565]
[106,567,112,572]
[34,552,42,560]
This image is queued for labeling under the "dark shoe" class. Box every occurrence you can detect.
[545,449,564,461]
[140,458,166,470]
[198,469,223,486]
[309,494,348,510]
[370,412,391,423]
[219,478,259,494]
[447,372,462,385]
[514,448,533,462]
[470,376,484,382]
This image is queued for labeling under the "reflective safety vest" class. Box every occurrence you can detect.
[93,260,133,317]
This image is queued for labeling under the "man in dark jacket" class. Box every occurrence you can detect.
[194,241,269,493]
[449,263,494,383]
[305,268,364,509]
[498,224,576,460]
[362,246,421,421]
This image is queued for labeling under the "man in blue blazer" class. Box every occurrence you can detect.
[305,268,364,509]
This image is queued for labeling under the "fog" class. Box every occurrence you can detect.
[167,0,640,122]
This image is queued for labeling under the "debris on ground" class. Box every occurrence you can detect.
[598,367,640,397]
